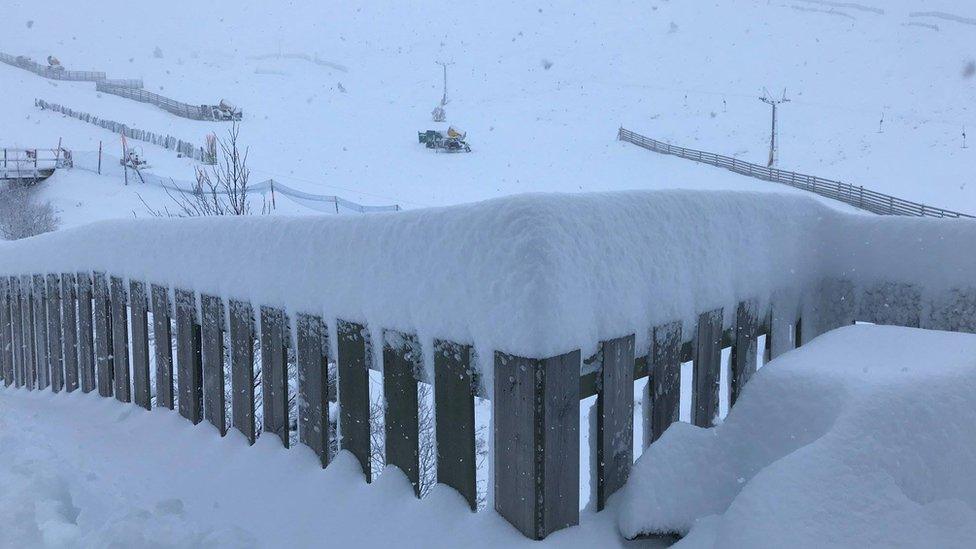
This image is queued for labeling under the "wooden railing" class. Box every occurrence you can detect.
[618,128,974,219]
[1,148,72,181]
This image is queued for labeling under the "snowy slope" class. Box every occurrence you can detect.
[618,324,976,547]
[2,0,975,225]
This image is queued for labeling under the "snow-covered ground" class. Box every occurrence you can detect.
[2,0,975,223]
[618,324,976,548]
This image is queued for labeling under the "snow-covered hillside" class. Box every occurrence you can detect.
[2,0,975,226]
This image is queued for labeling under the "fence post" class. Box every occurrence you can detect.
[730,300,758,408]
[691,308,723,428]
[151,285,175,409]
[110,276,131,402]
[434,339,477,511]
[337,320,372,481]
[229,300,256,444]
[176,289,202,424]
[58,275,79,391]
[494,349,580,540]
[0,278,12,386]
[45,274,64,392]
[129,280,151,409]
[10,277,24,387]
[92,273,113,396]
[647,321,682,445]
[596,334,635,511]
[260,306,289,447]
[383,330,423,497]
[76,273,95,392]
[32,275,50,390]
[297,313,330,466]
[200,295,226,434]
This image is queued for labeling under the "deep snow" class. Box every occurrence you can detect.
[617,324,976,548]
[2,0,975,223]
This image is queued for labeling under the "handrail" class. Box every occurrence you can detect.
[618,127,974,219]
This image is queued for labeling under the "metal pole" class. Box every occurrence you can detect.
[97,141,102,175]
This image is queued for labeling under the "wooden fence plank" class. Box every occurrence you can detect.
[175,289,202,423]
[60,274,79,392]
[33,274,50,391]
[0,278,12,386]
[337,319,371,480]
[77,273,95,393]
[260,306,289,447]
[20,275,36,390]
[434,339,477,511]
[201,294,226,435]
[730,300,759,408]
[383,330,422,497]
[151,285,174,409]
[692,308,723,428]
[297,313,329,467]
[596,334,635,511]
[646,321,682,445]
[494,349,580,540]
[129,281,151,409]
[92,273,113,397]
[10,277,25,387]
[229,300,255,444]
[46,274,64,392]
[110,276,131,402]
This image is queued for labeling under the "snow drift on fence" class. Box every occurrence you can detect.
[617,324,976,547]
[1,190,975,378]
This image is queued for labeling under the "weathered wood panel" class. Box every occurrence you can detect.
[0,278,12,386]
[383,330,422,497]
[260,306,289,447]
[76,273,95,393]
[20,275,35,390]
[110,276,131,402]
[150,285,174,409]
[60,274,79,392]
[45,274,64,392]
[596,334,635,511]
[175,289,202,424]
[92,273,113,397]
[692,308,723,428]
[229,300,255,444]
[337,319,371,480]
[730,300,759,408]
[9,277,24,387]
[647,321,682,445]
[201,295,226,435]
[129,281,151,409]
[32,274,50,390]
[494,349,580,540]
[297,313,329,467]
[434,339,477,511]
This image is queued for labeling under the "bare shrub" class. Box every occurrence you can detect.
[144,123,268,217]
[0,185,60,240]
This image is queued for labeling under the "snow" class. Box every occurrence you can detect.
[617,324,976,547]
[0,386,643,548]
[2,189,974,374]
[2,0,975,223]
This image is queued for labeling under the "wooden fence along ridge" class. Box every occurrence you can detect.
[618,128,975,219]
[1,51,236,121]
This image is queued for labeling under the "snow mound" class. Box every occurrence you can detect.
[617,324,976,548]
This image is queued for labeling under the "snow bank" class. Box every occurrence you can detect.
[1,190,974,370]
[617,325,976,547]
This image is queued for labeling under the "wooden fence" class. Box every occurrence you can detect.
[36,99,208,161]
[1,50,234,122]
[4,266,959,539]
[618,128,975,219]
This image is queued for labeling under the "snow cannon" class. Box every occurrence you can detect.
[417,128,471,153]
[207,99,243,121]
[47,55,64,71]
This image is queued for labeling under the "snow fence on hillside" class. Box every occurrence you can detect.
[1,189,975,540]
